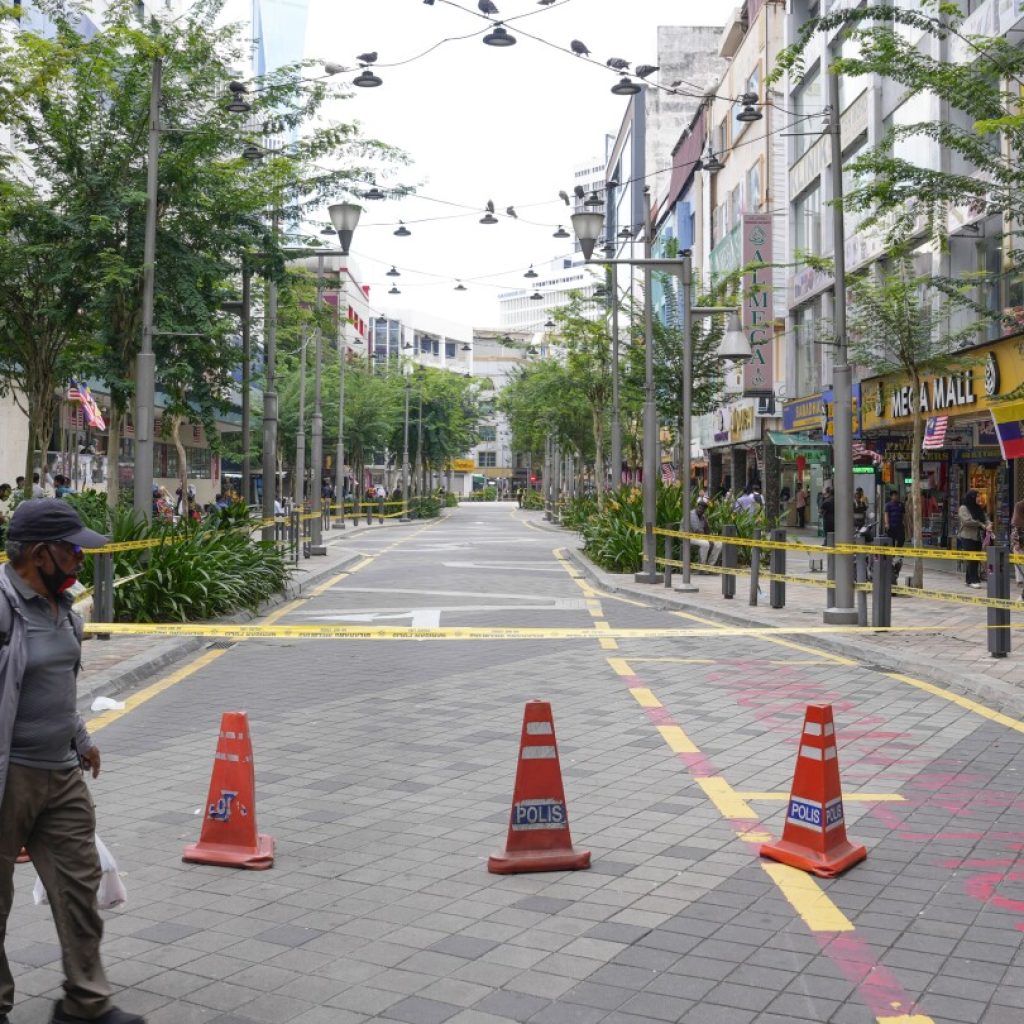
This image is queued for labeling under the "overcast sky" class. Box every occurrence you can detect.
[225,0,729,327]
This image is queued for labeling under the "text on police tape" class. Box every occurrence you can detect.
[786,796,844,832]
[511,799,568,831]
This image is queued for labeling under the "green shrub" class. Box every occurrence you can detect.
[561,495,598,531]
[62,492,289,622]
[406,496,441,519]
[578,484,776,573]
[520,489,544,511]
[444,492,459,507]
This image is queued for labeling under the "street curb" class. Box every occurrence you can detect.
[563,544,1024,719]
[76,517,423,706]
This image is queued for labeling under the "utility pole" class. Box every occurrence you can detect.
[608,261,622,493]
[679,252,697,590]
[824,70,858,625]
[134,56,160,523]
[335,266,348,527]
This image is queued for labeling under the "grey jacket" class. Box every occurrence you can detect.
[0,565,94,807]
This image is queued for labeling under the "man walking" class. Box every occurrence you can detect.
[0,500,144,1024]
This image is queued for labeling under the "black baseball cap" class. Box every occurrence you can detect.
[8,499,109,549]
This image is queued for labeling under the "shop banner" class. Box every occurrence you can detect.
[742,214,773,394]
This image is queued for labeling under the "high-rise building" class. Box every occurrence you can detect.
[251,0,309,76]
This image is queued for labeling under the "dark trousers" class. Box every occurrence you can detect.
[960,537,983,584]
[0,764,111,1019]
[796,507,806,528]
[887,527,905,548]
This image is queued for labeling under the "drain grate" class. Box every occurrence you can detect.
[206,640,236,650]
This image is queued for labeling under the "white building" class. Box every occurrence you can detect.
[498,257,600,332]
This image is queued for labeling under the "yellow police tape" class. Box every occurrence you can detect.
[646,524,1001,562]
[656,556,1021,609]
[80,621,1024,641]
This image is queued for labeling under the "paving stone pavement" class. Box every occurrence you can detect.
[7,504,1024,1024]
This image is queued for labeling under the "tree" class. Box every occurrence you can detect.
[0,0,404,507]
[0,189,97,495]
[846,253,987,586]
[497,358,592,490]
[549,293,616,505]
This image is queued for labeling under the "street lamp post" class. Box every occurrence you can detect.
[823,71,858,626]
[294,327,307,508]
[572,212,750,587]
[261,215,280,541]
[309,252,327,556]
[329,202,362,527]
[400,361,412,520]
[134,56,161,522]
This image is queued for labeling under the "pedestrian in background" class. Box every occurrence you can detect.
[853,487,868,529]
[1011,499,1024,601]
[820,485,835,544]
[884,489,906,548]
[795,484,807,528]
[957,488,990,589]
[0,487,11,546]
[0,500,144,1024]
[689,497,721,566]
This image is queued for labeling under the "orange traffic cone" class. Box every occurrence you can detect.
[760,703,866,878]
[183,711,274,870]
[488,701,590,874]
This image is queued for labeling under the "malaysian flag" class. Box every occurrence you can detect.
[851,441,882,466]
[67,379,106,431]
[923,415,948,450]
[660,462,676,484]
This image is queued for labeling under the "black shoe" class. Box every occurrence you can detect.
[52,1006,146,1024]
[1,1013,9,1024]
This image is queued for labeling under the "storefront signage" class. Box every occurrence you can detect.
[450,458,475,473]
[782,394,824,433]
[862,340,1023,431]
[742,214,774,394]
[710,398,760,447]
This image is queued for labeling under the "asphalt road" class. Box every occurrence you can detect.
[8,503,1024,1024]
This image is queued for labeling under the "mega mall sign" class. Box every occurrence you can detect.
[861,338,1024,430]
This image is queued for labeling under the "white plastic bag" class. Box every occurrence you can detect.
[33,834,127,910]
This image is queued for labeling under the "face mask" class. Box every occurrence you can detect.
[40,545,78,596]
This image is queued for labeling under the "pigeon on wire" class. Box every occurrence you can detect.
[538,0,556,4]
[558,190,570,206]
[635,64,659,79]
[357,51,378,64]
[670,79,684,88]
[486,199,495,213]
[605,57,630,71]
[573,185,585,199]
[570,39,590,56]
[424,0,435,4]
[479,0,499,14]
[506,206,517,218]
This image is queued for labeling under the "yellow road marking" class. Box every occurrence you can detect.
[607,657,635,679]
[657,724,699,754]
[89,648,228,733]
[593,620,619,651]
[629,687,662,708]
[761,863,855,932]
[887,672,1024,735]
[737,830,774,843]
[697,777,758,819]
[877,1017,936,1023]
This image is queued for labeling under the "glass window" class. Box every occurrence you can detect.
[795,303,823,397]
[793,68,822,160]
[479,425,497,442]
[445,341,457,358]
[478,451,496,467]
[746,160,763,213]
[794,183,822,257]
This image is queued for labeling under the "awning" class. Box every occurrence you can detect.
[766,431,830,447]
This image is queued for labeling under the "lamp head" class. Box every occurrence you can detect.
[714,313,752,364]
[570,211,606,260]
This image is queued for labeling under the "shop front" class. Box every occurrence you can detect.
[707,398,763,501]
[860,334,1024,542]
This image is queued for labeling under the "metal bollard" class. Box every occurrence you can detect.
[366,500,373,525]
[872,536,893,628]
[663,535,674,588]
[826,532,836,609]
[749,529,761,606]
[721,524,737,600]
[987,545,1011,658]
[378,499,384,525]
[855,552,868,627]
[770,528,786,609]
[92,552,114,640]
